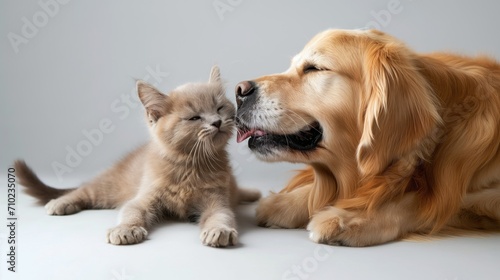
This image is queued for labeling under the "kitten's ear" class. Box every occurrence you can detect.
[209,65,221,83]
[137,80,170,123]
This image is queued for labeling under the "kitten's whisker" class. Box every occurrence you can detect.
[207,144,220,171]
[193,140,204,167]
[223,118,235,127]
[186,140,201,170]
[209,141,224,171]
[186,140,197,163]
[202,140,217,172]
[206,142,223,170]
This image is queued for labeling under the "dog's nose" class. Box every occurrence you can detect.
[235,81,255,97]
[235,81,256,109]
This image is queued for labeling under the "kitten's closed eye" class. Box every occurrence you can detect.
[217,106,224,113]
[188,116,201,121]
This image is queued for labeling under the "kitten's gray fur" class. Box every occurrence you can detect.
[14,66,261,247]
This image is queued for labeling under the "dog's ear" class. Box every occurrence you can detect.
[137,80,170,124]
[357,39,440,176]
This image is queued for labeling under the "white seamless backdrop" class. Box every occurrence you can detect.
[1,1,500,280]
[2,0,500,189]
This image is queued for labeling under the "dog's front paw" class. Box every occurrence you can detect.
[307,207,365,247]
[106,225,148,245]
[45,199,82,215]
[255,193,282,228]
[200,226,238,247]
[256,192,308,229]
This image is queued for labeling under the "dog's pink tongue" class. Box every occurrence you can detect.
[237,129,255,143]
[237,129,267,143]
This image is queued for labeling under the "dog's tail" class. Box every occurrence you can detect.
[13,160,73,204]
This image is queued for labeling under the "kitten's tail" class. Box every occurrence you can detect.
[238,188,261,203]
[13,160,73,205]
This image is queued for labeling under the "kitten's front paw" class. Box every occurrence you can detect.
[200,226,238,247]
[45,199,81,215]
[106,225,148,245]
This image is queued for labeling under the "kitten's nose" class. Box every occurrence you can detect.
[235,81,255,97]
[211,120,222,129]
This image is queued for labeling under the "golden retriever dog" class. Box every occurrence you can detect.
[235,29,500,246]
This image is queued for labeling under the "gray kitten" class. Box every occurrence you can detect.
[15,66,261,247]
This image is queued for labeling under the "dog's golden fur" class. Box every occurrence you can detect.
[239,29,500,246]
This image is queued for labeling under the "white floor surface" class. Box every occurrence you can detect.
[1,175,499,280]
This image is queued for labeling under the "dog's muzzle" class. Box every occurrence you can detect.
[234,80,323,153]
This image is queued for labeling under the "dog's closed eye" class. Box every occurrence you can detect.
[303,64,321,74]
